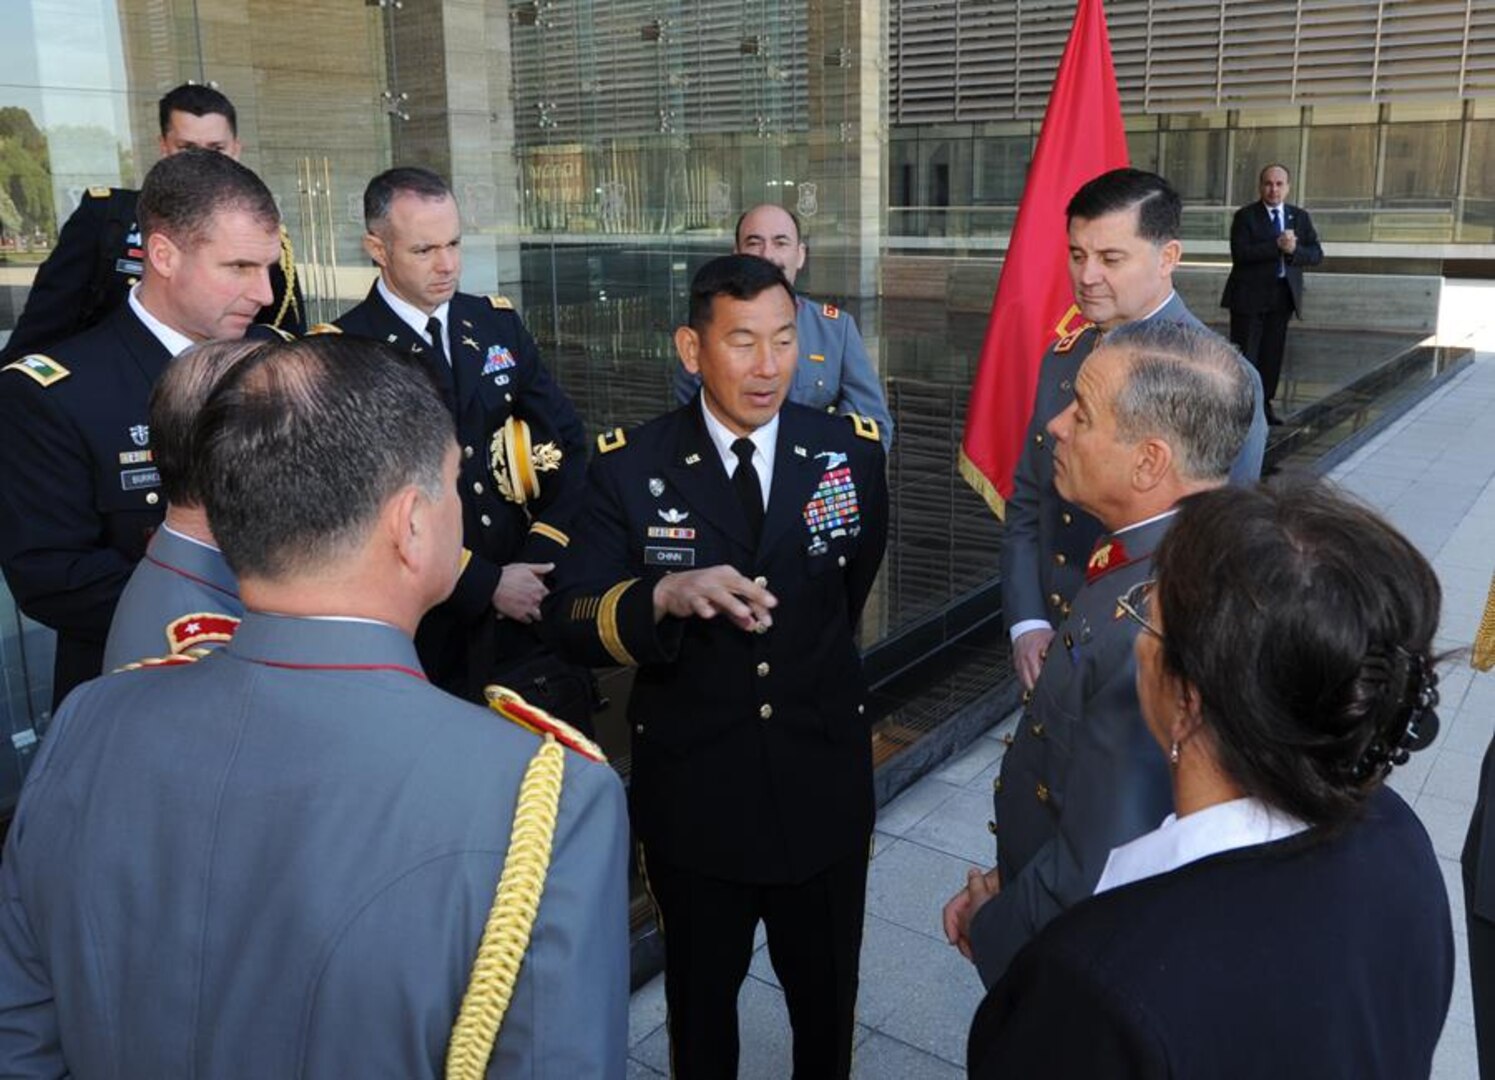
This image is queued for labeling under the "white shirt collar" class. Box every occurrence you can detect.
[1094,796,1309,895]
[699,395,778,505]
[1112,507,1178,540]
[376,277,451,362]
[161,524,221,554]
[127,286,195,357]
[1139,290,1178,324]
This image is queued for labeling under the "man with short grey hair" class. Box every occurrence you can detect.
[943,318,1254,987]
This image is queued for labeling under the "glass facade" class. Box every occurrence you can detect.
[1,0,1492,813]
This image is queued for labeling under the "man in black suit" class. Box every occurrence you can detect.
[2,83,303,363]
[1221,163,1323,424]
[543,254,888,1079]
[0,150,284,706]
[332,167,591,724]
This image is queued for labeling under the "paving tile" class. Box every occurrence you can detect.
[1415,793,1478,861]
[903,787,1002,865]
[629,974,668,1048]
[931,736,1005,787]
[875,778,963,838]
[853,1032,965,1080]
[865,837,979,942]
[854,913,973,1030]
[1437,710,1494,761]
[865,927,987,1066]
[1431,1019,1479,1080]
[626,1058,666,1079]
[1441,856,1468,929]
[1426,748,1486,808]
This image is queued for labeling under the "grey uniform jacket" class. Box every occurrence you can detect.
[673,294,893,450]
[101,525,244,671]
[0,613,630,1079]
[970,513,1176,988]
[998,294,1267,632]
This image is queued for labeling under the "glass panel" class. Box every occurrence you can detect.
[1230,128,1303,208]
[1460,121,1495,242]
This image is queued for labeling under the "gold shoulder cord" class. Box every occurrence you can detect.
[1474,571,1495,672]
[445,735,566,1078]
[271,229,299,329]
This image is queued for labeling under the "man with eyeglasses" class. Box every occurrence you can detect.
[942,318,1255,988]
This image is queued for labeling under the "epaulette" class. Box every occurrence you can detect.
[484,684,607,763]
[307,323,342,335]
[489,295,515,311]
[822,303,840,320]
[847,413,880,443]
[1053,324,1096,355]
[597,427,627,454]
[113,646,215,673]
[166,612,240,653]
[3,355,70,388]
[87,186,111,199]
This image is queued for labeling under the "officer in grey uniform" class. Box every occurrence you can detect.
[1001,168,1267,691]
[0,335,630,1079]
[943,320,1255,988]
[673,203,893,451]
[102,340,266,671]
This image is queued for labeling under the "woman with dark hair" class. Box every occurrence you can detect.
[968,480,1453,1079]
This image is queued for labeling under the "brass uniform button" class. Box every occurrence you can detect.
[993,777,1004,793]
[857,704,865,715]
[837,555,847,567]
[987,820,998,835]
[759,703,773,720]
[463,445,475,459]
[1036,782,1050,803]
[1021,688,1033,705]
[472,481,484,495]
[1031,723,1045,738]
[1048,592,1062,609]
[753,575,768,587]
[1063,632,1073,649]
[1033,433,1045,446]
[1061,602,1072,617]
[1054,553,1067,567]
[757,662,770,677]
[145,492,159,505]
[1061,511,1073,526]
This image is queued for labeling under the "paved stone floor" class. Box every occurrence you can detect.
[628,311,1495,1079]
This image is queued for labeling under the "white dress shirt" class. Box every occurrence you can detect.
[377,277,451,364]
[700,395,778,509]
[128,286,194,357]
[1094,795,1309,895]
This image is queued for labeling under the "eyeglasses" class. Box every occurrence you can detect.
[1117,579,1162,640]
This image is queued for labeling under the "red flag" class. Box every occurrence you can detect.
[958,0,1129,518]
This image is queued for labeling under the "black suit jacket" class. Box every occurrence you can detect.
[969,786,1452,1080]
[335,285,588,694]
[543,400,888,884]
[1220,201,1323,316]
[0,305,172,703]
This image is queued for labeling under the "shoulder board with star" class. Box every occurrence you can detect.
[484,685,607,763]
[846,412,880,443]
[113,646,216,674]
[489,295,515,311]
[166,612,241,653]
[3,354,70,387]
[822,303,840,320]
[597,427,628,454]
[307,322,343,335]
[1053,324,1096,355]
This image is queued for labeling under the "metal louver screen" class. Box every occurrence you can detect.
[889,0,1495,122]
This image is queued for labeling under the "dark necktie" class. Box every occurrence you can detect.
[731,437,764,543]
[425,315,459,405]
[1270,208,1286,278]
[426,315,449,368]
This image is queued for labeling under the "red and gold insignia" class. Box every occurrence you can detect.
[1053,325,1095,355]
[484,684,607,764]
[1086,537,1131,583]
[166,612,241,653]
[822,303,840,319]
[113,646,216,673]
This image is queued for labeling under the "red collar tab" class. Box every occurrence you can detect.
[1086,536,1133,583]
[167,612,241,652]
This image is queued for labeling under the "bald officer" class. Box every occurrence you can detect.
[0,335,629,1078]
[674,203,893,451]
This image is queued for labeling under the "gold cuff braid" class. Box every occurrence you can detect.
[445,736,565,1078]
[598,579,638,666]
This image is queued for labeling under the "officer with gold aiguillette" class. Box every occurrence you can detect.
[331,167,591,724]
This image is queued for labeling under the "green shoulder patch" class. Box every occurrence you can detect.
[848,413,880,443]
[4,355,71,388]
[597,427,627,454]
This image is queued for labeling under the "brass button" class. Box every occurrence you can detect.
[505,393,513,402]
[1036,782,1050,803]
[472,482,484,495]
[635,724,644,734]
[987,820,998,835]
[753,575,768,587]
[759,703,773,720]
[1054,553,1067,567]
[857,703,865,715]
[1033,432,1045,446]
[463,445,475,459]
[1021,688,1033,705]
[1048,592,1062,608]
[1060,379,1072,391]
[757,662,770,677]
[1061,511,1073,526]
[1063,632,1074,649]
[1001,732,1014,747]
[837,555,847,567]
[481,514,492,527]
[993,777,1004,793]
[1031,723,1045,738]
[145,492,159,505]
[826,405,836,413]
[1061,602,1072,617]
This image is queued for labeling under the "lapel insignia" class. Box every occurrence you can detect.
[4,354,71,387]
[658,508,689,524]
[462,335,480,350]
[649,477,665,497]
[684,452,702,465]
[822,303,839,319]
[461,319,473,329]
[482,344,516,374]
[1086,537,1131,582]
[597,428,627,454]
[794,445,807,457]
[386,333,399,344]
